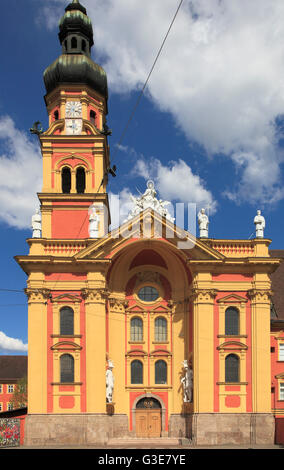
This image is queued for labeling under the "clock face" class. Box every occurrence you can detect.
[66,101,82,118]
[66,119,83,135]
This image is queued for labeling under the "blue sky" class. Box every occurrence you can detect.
[0,0,284,353]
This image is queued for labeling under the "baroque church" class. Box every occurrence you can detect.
[15,0,284,446]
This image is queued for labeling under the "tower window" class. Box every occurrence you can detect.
[60,354,74,383]
[64,40,67,52]
[71,37,77,49]
[62,167,71,194]
[225,307,239,336]
[60,307,74,336]
[225,354,240,383]
[82,39,86,52]
[90,110,96,125]
[131,360,143,384]
[54,110,59,121]
[76,167,86,194]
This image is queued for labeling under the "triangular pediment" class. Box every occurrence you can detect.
[74,208,224,262]
[217,294,248,304]
[51,293,82,303]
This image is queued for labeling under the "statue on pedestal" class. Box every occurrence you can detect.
[106,360,114,403]
[254,210,265,238]
[126,180,175,223]
[89,204,100,238]
[181,360,193,403]
[31,209,42,238]
[198,208,209,238]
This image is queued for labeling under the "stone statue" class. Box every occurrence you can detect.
[125,180,175,223]
[106,360,114,403]
[254,210,265,238]
[198,208,209,238]
[31,209,42,238]
[89,205,100,238]
[181,360,193,403]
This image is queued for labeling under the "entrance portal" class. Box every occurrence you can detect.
[136,398,161,438]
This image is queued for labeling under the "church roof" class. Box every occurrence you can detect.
[270,250,284,320]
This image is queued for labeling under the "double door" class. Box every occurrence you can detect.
[136,409,161,438]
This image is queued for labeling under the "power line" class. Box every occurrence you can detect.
[111,0,184,163]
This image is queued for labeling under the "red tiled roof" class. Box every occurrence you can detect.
[270,250,284,320]
[0,356,27,382]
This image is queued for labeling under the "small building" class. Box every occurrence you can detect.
[0,356,27,412]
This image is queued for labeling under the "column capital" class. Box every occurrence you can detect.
[109,297,129,313]
[189,288,218,303]
[247,288,273,303]
[81,287,110,303]
[25,288,51,303]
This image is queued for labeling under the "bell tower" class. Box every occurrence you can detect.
[40,0,111,239]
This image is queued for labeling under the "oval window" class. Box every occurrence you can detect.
[138,286,159,302]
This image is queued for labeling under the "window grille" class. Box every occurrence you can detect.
[225,307,239,335]
[155,317,167,342]
[130,317,143,342]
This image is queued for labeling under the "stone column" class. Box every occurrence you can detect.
[25,288,51,414]
[189,288,217,413]
[81,287,109,413]
[248,288,273,413]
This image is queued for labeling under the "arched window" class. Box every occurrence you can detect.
[90,110,96,125]
[138,286,159,303]
[64,40,68,52]
[71,37,77,49]
[53,110,59,121]
[155,317,167,342]
[62,167,71,194]
[82,39,86,52]
[60,354,74,383]
[225,307,239,335]
[225,354,240,383]
[76,167,86,194]
[60,306,74,336]
[131,360,143,384]
[130,317,143,342]
[155,360,167,384]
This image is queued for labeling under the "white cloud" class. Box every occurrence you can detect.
[132,157,217,213]
[0,331,28,352]
[0,116,42,229]
[42,0,284,205]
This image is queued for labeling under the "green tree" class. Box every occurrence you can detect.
[11,376,27,409]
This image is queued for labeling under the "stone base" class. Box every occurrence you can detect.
[191,413,275,446]
[24,414,130,446]
[168,414,193,439]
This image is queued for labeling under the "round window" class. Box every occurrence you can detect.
[138,286,159,302]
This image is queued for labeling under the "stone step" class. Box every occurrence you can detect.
[108,437,182,446]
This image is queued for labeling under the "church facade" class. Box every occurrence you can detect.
[15,0,284,446]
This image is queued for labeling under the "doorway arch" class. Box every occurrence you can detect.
[132,393,166,437]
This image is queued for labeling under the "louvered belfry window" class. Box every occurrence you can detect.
[131,360,143,384]
[60,354,74,383]
[225,354,240,383]
[60,307,74,335]
[225,307,239,336]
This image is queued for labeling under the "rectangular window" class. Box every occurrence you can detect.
[280,383,284,401]
[0,385,2,393]
[7,403,13,411]
[0,403,2,411]
[8,385,14,393]
[279,344,284,361]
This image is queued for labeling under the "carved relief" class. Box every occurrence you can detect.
[81,288,110,303]
[25,288,51,303]
[136,271,161,285]
[247,289,273,303]
[189,288,218,303]
[109,297,129,313]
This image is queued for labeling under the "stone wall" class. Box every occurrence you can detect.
[24,414,129,446]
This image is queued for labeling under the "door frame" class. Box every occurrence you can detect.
[131,393,167,437]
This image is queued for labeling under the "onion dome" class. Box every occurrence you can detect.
[43,0,108,100]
